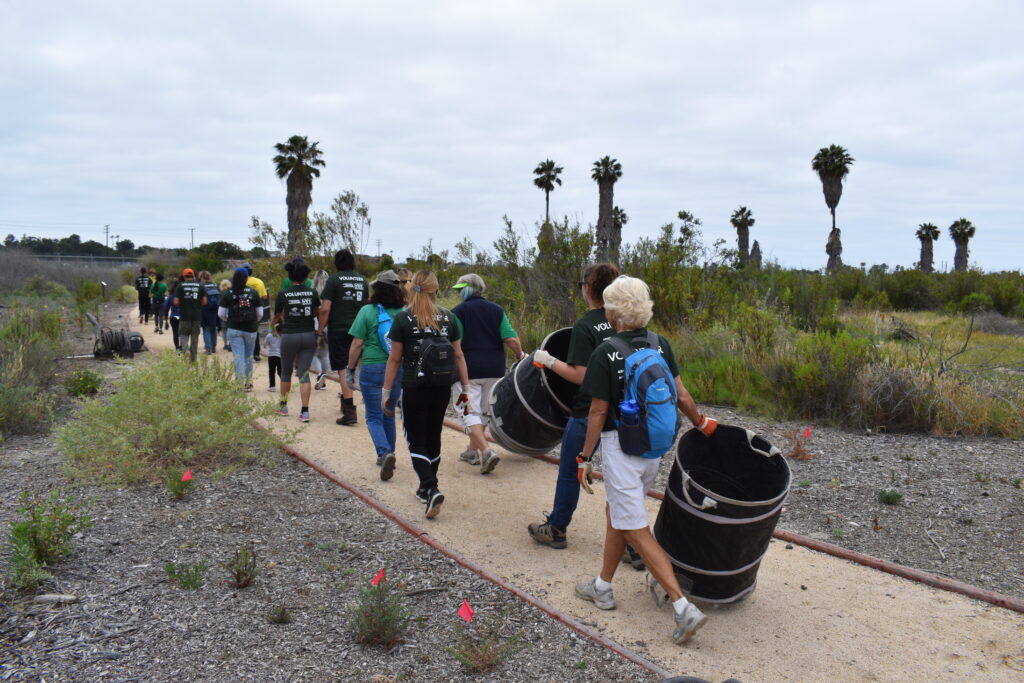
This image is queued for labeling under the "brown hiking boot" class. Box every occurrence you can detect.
[527,515,567,549]
[337,401,357,426]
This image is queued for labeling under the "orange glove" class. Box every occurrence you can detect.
[696,414,718,437]
[577,454,594,495]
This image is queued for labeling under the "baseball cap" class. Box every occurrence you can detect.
[373,270,401,287]
[452,282,469,289]
[183,268,195,277]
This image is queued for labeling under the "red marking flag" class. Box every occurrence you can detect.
[458,600,474,622]
[372,568,385,586]
[804,427,812,439]
[181,468,192,482]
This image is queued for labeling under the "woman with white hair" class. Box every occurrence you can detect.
[574,275,718,645]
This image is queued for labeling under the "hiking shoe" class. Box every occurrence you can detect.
[379,452,396,481]
[299,410,310,423]
[267,385,276,392]
[277,405,288,416]
[458,448,481,465]
[314,373,327,390]
[339,403,357,426]
[243,383,253,393]
[575,578,615,610]
[528,516,567,549]
[623,544,645,570]
[672,602,707,644]
[646,573,670,609]
[480,449,500,475]
[425,489,444,519]
[414,488,430,503]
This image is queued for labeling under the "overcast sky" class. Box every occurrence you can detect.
[1,1,1021,271]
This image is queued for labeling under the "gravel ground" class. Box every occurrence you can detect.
[0,437,656,683]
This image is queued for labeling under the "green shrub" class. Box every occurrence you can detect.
[66,368,102,396]
[58,351,282,485]
[350,572,410,646]
[7,490,93,591]
[448,609,527,673]
[18,276,70,300]
[679,355,775,416]
[222,545,260,588]
[877,489,904,505]
[165,468,194,499]
[74,279,103,304]
[959,292,993,313]
[0,308,64,440]
[773,330,875,422]
[115,284,137,303]
[165,561,208,589]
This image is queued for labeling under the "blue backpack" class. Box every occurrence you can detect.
[609,333,679,459]
[376,305,393,353]
[203,283,220,310]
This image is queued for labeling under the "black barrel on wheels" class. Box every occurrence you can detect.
[487,328,573,456]
[653,425,790,603]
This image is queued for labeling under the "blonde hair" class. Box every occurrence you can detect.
[603,276,654,330]
[219,279,231,291]
[409,270,441,332]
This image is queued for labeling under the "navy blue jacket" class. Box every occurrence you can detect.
[452,295,506,379]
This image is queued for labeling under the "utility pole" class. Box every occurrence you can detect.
[104,224,110,248]
[189,227,195,250]
[376,238,382,256]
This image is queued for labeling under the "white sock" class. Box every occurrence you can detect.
[595,576,612,591]
[672,596,690,615]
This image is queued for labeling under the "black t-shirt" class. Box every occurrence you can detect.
[567,308,616,417]
[174,280,204,321]
[135,275,152,293]
[219,287,261,333]
[321,270,369,332]
[274,286,320,334]
[580,328,680,431]
[388,307,461,389]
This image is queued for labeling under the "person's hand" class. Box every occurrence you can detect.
[345,368,357,390]
[381,391,394,418]
[577,453,594,495]
[455,384,470,416]
[696,414,718,437]
[533,349,556,369]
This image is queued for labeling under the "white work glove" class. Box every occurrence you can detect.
[532,349,556,369]
[345,368,357,390]
[381,390,395,417]
[454,384,470,416]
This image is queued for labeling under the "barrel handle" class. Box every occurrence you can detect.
[680,469,717,510]
[746,429,781,458]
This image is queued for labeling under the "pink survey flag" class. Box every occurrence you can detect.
[458,600,474,622]
[804,427,812,439]
[181,468,192,482]
[372,568,385,586]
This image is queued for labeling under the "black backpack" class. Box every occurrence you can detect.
[233,291,258,324]
[414,334,457,387]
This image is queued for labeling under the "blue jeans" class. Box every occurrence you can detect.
[227,328,256,382]
[548,415,589,530]
[201,310,219,352]
[360,363,402,457]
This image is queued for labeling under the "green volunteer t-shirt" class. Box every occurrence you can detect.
[275,285,321,334]
[320,270,369,332]
[579,328,680,432]
[349,303,405,365]
[567,308,615,417]
[174,280,204,321]
[219,287,261,333]
[150,281,168,300]
[388,307,461,389]
[280,277,313,290]
[452,311,517,339]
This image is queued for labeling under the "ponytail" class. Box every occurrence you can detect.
[408,270,441,332]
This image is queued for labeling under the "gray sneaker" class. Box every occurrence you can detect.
[672,602,707,644]
[459,448,481,465]
[379,452,396,481]
[480,449,500,475]
[646,572,670,608]
[574,579,616,610]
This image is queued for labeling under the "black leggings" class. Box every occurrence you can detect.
[401,385,451,490]
[138,292,151,323]
[280,332,316,383]
[268,356,282,387]
[170,317,180,350]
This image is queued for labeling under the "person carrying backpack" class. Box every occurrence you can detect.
[318,249,369,425]
[382,270,470,519]
[199,270,220,354]
[173,268,206,362]
[134,267,152,325]
[218,267,263,390]
[272,262,320,423]
[344,270,406,481]
[150,273,168,334]
[573,275,718,646]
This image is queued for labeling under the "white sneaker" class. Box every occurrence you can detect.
[480,449,500,475]
[646,572,670,608]
[574,579,615,610]
[672,602,707,644]
[459,448,481,465]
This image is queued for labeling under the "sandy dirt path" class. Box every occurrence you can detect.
[139,317,1024,681]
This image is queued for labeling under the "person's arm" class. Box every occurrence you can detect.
[318,299,332,333]
[271,309,283,327]
[581,398,609,458]
[200,295,207,307]
[255,305,264,320]
[347,337,364,369]
[502,336,524,359]
[218,306,228,322]
[535,355,587,385]
[675,376,717,435]
[452,339,470,387]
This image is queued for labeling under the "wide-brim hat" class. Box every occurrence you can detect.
[373,269,400,287]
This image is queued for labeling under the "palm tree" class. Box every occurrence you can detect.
[273,135,326,253]
[730,206,755,266]
[811,144,854,272]
[915,222,940,273]
[532,159,563,225]
[948,218,976,272]
[612,206,628,234]
[592,156,623,262]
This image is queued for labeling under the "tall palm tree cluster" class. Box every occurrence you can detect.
[912,219,976,274]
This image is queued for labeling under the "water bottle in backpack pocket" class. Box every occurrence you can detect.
[609,334,679,459]
[618,399,645,454]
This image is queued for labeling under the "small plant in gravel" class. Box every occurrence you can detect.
[828,478,841,489]
[1012,477,1022,489]
[350,570,410,646]
[165,467,193,499]
[66,368,102,396]
[165,560,208,589]
[7,490,93,591]
[975,471,991,483]
[878,489,904,505]
[448,608,527,673]
[222,545,260,588]
[268,606,292,624]
[832,528,844,538]
[797,480,811,488]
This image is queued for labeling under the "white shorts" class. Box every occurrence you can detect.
[450,378,498,429]
[601,430,661,531]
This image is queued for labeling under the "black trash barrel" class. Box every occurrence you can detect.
[653,425,789,603]
[487,328,574,456]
